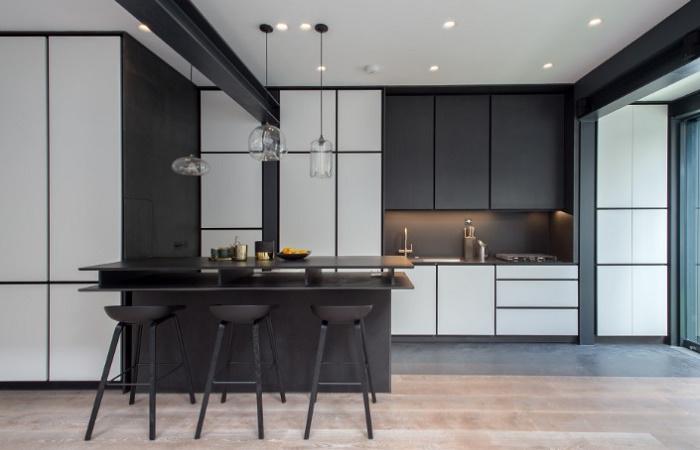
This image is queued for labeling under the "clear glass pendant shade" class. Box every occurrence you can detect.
[310,135,333,178]
[171,154,210,176]
[248,123,287,161]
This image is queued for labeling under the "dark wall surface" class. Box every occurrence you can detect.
[122,34,200,259]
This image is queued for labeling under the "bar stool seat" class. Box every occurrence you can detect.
[195,304,286,440]
[304,304,376,440]
[85,305,196,441]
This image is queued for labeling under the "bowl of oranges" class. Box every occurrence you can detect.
[277,247,311,261]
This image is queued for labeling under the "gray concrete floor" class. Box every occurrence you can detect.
[391,342,700,377]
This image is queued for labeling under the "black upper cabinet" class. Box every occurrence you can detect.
[490,94,565,210]
[384,96,434,210]
[434,95,490,209]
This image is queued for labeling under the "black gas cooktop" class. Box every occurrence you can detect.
[495,253,557,262]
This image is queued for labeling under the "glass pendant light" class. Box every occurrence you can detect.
[172,66,210,176]
[249,24,287,162]
[172,154,210,176]
[310,24,333,179]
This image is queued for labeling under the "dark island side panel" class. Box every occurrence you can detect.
[131,290,391,393]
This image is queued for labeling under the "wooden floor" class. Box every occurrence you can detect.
[2,374,700,449]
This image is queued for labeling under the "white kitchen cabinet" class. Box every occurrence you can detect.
[597,265,667,336]
[49,36,122,281]
[280,154,335,255]
[337,90,382,151]
[0,285,47,381]
[497,280,578,307]
[597,209,666,264]
[437,265,494,335]
[597,104,667,208]
[201,90,260,153]
[496,309,578,335]
[495,265,578,336]
[280,90,336,151]
[392,265,436,335]
[0,37,48,282]
[49,285,121,381]
[338,154,382,255]
[201,153,262,229]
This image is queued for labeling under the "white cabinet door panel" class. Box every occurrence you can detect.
[201,90,260,153]
[337,90,382,151]
[201,154,262,228]
[49,285,121,381]
[438,265,494,335]
[497,280,578,307]
[631,209,667,264]
[280,90,336,151]
[597,266,633,335]
[496,265,578,280]
[0,285,47,381]
[632,266,667,335]
[49,37,122,281]
[338,154,381,256]
[280,154,335,255]
[201,229,262,256]
[597,106,633,208]
[632,105,667,208]
[496,309,578,335]
[0,37,48,282]
[392,265,436,335]
[597,210,632,264]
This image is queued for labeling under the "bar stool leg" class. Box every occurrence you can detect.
[129,324,143,405]
[148,321,157,440]
[354,321,373,439]
[359,319,376,403]
[171,314,196,404]
[195,322,226,439]
[265,315,286,403]
[252,319,264,439]
[85,323,123,441]
[221,324,236,404]
[304,321,328,440]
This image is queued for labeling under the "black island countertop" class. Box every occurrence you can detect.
[80,255,414,291]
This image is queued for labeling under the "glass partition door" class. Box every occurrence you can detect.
[681,117,700,349]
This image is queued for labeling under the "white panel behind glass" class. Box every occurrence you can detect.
[338,154,381,255]
[597,106,633,207]
[201,90,260,153]
[632,209,667,264]
[0,37,48,281]
[337,90,382,151]
[596,209,632,264]
[280,90,336,151]
[0,285,47,381]
[597,266,633,335]
[632,105,667,208]
[49,37,121,281]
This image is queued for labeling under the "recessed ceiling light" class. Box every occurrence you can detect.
[588,18,603,27]
[300,23,312,31]
[317,65,326,72]
[429,65,439,72]
[138,23,151,33]
[275,23,289,31]
[543,62,554,69]
[443,20,456,29]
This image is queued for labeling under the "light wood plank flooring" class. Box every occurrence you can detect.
[2,374,700,449]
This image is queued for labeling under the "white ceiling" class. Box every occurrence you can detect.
[1,0,698,98]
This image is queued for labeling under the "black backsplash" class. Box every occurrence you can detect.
[384,210,574,262]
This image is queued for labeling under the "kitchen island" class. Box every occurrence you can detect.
[80,256,413,392]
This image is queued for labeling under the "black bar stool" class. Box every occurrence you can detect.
[304,305,376,440]
[85,305,196,441]
[195,304,286,440]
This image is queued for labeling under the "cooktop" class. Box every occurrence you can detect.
[495,253,557,262]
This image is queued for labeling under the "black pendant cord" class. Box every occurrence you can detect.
[319,30,324,138]
[265,30,269,88]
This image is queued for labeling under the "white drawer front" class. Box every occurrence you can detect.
[497,309,578,335]
[496,265,578,279]
[497,280,578,307]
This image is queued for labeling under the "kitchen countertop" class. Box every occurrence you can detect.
[407,256,576,265]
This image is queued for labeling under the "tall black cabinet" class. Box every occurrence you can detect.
[384,96,434,210]
[490,94,565,210]
[435,95,490,209]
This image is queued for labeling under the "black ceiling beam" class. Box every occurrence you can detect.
[574,0,700,121]
[114,0,278,125]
